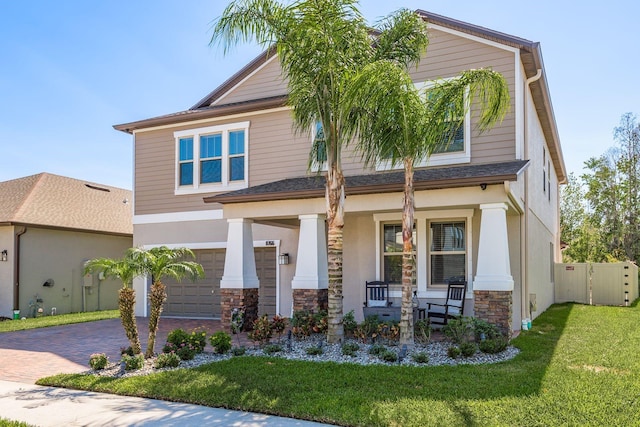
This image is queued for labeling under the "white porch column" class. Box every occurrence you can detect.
[474,203,514,291]
[220,218,259,289]
[291,214,328,290]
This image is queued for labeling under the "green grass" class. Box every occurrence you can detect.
[38,303,640,426]
[0,310,118,333]
[0,418,33,427]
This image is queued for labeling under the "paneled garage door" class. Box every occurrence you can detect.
[162,248,276,318]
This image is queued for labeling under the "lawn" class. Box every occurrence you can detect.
[38,303,640,426]
[0,310,118,333]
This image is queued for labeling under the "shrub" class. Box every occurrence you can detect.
[343,310,357,337]
[479,336,509,354]
[443,317,474,344]
[368,343,386,356]
[120,346,135,357]
[121,353,144,371]
[89,353,108,370]
[342,342,360,357]
[188,328,207,353]
[231,346,247,356]
[311,310,328,334]
[377,321,400,344]
[354,316,381,343]
[154,352,180,369]
[291,309,327,338]
[271,315,287,341]
[459,342,477,358]
[263,343,283,355]
[305,346,323,356]
[411,352,429,364]
[209,331,232,354]
[472,318,503,341]
[447,346,461,359]
[248,314,273,345]
[414,319,431,344]
[165,328,190,349]
[230,307,245,335]
[379,349,398,362]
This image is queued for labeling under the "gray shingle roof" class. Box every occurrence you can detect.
[205,160,529,204]
[0,173,132,235]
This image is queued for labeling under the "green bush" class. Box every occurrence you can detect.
[414,319,431,344]
[154,352,180,369]
[305,346,323,355]
[479,336,509,354]
[89,353,108,370]
[263,343,283,355]
[188,328,207,353]
[472,318,503,341]
[341,342,360,357]
[379,349,398,362]
[165,328,190,349]
[209,331,232,354]
[368,343,386,356]
[121,353,144,371]
[231,346,246,356]
[343,310,357,337]
[443,317,474,344]
[291,309,327,338]
[248,314,273,345]
[447,346,461,359]
[354,315,381,343]
[411,352,429,364]
[459,342,477,357]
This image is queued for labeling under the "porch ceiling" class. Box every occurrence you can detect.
[205,160,529,205]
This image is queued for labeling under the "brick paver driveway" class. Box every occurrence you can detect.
[0,317,227,383]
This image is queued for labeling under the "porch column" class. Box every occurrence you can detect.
[220,218,259,330]
[291,214,328,312]
[473,203,513,333]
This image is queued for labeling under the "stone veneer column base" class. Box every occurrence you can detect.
[473,290,512,335]
[220,288,259,331]
[293,289,328,313]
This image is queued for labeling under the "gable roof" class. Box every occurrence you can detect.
[113,9,565,183]
[0,173,133,236]
[205,160,529,204]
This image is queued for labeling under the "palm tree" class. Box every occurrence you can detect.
[211,0,427,343]
[345,62,510,345]
[84,249,143,355]
[129,246,204,358]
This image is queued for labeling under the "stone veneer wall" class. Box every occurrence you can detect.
[220,288,259,331]
[292,289,328,313]
[473,290,512,334]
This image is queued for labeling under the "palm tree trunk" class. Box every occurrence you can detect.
[400,159,415,346]
[118,287,142,355]
[145,280,167,358]
[326,163,345,344]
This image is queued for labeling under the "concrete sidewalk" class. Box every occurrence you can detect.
[0,380,332,427]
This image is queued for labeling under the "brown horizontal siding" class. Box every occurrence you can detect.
[216,57,288,106]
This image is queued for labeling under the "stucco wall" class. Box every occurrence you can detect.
[0,226,15,317]
[17,228,132,317]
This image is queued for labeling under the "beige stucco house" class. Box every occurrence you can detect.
[114,10,566,332]
[0,173,132,318]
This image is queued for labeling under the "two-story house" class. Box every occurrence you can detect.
[114,10,566,332]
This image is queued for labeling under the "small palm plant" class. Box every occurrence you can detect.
[84,250,143,355]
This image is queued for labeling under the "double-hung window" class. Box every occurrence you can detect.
[174,121,249,194]
[382,223,416,284]
[429,221,466,285]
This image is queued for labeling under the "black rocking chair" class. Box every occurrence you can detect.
[427,281,467,326]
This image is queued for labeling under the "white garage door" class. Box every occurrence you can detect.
[162,247,276,318]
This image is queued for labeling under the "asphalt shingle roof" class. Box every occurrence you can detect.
[0,173,132,235]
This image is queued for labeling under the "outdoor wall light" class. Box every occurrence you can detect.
[278,253,290,265]
[43,279,54,287]
[1,250,7,262]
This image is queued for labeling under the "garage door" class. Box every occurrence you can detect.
[163,249,224,318]
[163,247,276,318]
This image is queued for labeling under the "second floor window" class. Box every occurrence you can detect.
[174,121,249,194]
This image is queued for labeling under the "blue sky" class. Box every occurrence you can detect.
[1,1,638,190]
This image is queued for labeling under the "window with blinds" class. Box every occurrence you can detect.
[429,221,466,285]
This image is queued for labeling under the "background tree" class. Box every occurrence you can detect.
[84,250,143,355]
[130,246,204,358]
[346,64,509,345]
[212,0,429,342]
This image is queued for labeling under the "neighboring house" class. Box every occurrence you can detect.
[114,10,566,332]
[0,173,132,318]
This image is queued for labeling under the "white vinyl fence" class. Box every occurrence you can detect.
[555,262,639,306]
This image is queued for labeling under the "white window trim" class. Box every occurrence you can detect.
[376,79,471,171]
[174,121,250,195]
[374,209,473,300]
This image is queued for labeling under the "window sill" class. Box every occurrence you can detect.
[175,182,248,196]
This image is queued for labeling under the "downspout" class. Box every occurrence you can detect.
[13,226,27,311]
[522,69,543,324]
